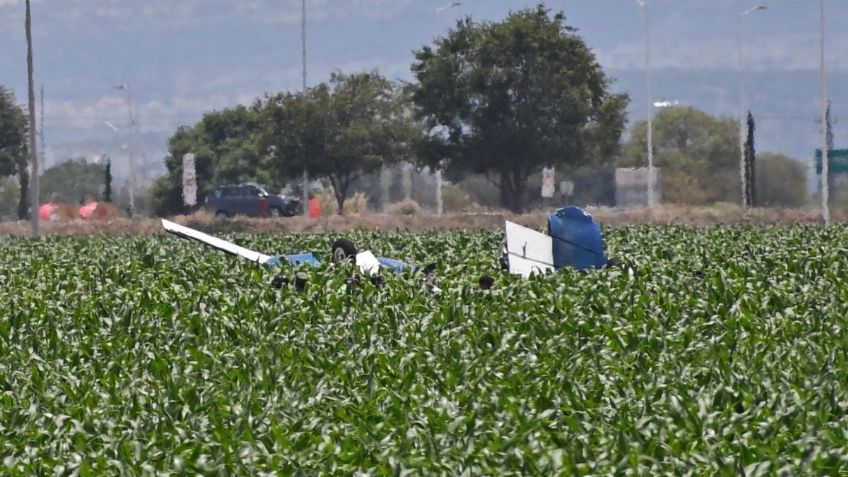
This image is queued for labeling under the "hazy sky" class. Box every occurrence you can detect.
[0,0,845,174]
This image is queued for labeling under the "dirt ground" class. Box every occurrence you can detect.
[0,205,840,237]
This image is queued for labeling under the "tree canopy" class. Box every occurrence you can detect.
[39,158,107,204]
[257,71,415,213]
[620,106,740,205]
[0,87,30,219]
[149,106,273,216]
[410,5,628,212]
[755,152,807,207]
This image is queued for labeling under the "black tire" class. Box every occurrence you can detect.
[269,206,282,218]
[215,210,229,219]
[332,238,358,263]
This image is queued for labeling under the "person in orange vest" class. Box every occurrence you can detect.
[308,195,321,218]
[258,194,269,217]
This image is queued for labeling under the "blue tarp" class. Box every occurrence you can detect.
[547,206,607,271]
[284,252,322,267]
[377,256,410,273]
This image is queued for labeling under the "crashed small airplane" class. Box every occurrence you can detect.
[160,219,419,278]
[502,206,611,278]
[162,205,612,289]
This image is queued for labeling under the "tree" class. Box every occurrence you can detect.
[0,87,29,220]
[410,5,629,212]
[0,87,27,179]
[744,110,755,207]
[754,152,806,207]
[150,106,273,216]
[104,157,112,202]
[619,106,739,205]
[0,178,20,220]
[259,71,414,214]
[39,158,106,204]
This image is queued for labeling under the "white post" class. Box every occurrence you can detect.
[381,165,391,211]
[403,162,412,201]
[435,169,443,215]
[820,0,829,225]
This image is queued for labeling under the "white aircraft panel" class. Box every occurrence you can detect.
[504,221,554,278]
[507,255,555,278]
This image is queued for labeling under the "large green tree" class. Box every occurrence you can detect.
[39,158,106,204]
[259,71,414,213]
[620,106,740,205]
[150,106,273,216]
[410,5,629,212]
[0,87,30,220]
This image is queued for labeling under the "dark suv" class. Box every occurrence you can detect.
[205,184,302,218]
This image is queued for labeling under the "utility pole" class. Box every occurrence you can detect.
[820,0,829,225]
[25,0,39,236]
[636,0,654,207]
[432,2,462,215]
[737,6,766,208]
[114,84,135,216]
[301,0,309,215]
[39,84,45,169]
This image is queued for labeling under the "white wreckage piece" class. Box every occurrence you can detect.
[161,219,383,276]
[162,219,278,265]
[503,221,556,278]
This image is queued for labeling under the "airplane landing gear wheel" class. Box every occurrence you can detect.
[332,238,358,263]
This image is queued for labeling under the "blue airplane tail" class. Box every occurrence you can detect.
[547,206,607,271]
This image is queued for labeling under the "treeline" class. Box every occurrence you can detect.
[0,5,809,220]
[150,5,807,215]
[151,5,630,215]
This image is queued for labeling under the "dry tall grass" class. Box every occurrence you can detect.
[0,205,842,236]
[316,190,369,216]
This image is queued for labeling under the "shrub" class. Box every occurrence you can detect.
[385,199,422,216]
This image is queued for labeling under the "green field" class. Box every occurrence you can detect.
[1,226,847,475]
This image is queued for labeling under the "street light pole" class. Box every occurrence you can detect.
[820,0,829,225]
[737,5,766,208]
[25,0,39,236]
[636,0,653,207]
[301,0,309,216]
[433,2,462,216]
[114,84,135,216]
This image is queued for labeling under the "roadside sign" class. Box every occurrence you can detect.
[541,167,555,198]
[814,149,848,174]
[183,153,197,207]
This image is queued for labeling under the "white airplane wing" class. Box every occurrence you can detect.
[161,219,278,266]
[504,221,554,278]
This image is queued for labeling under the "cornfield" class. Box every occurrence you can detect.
[1,226,847,474]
